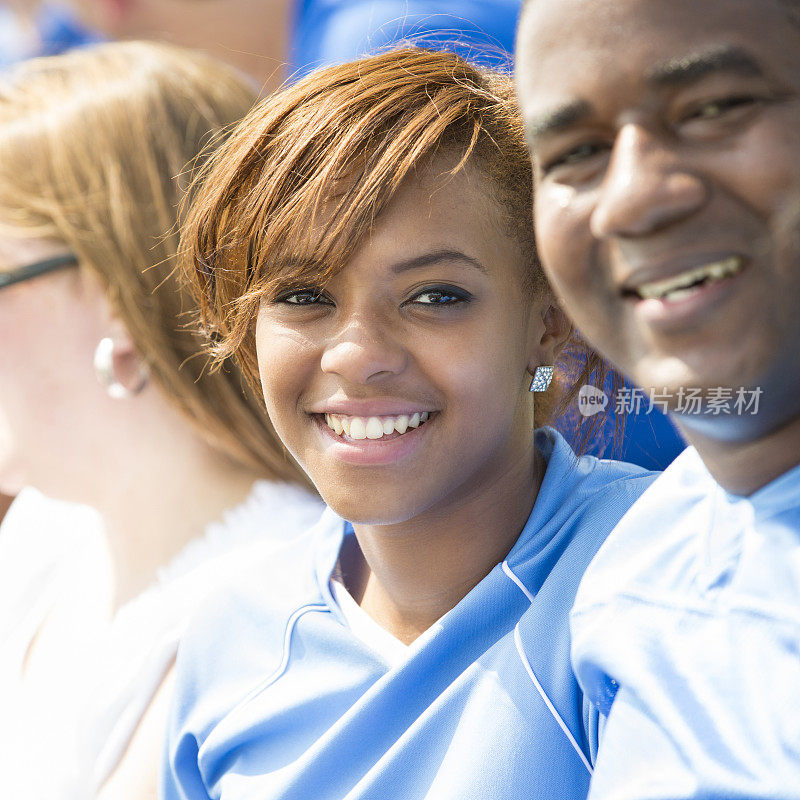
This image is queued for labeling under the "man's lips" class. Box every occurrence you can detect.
[617,253,747,300]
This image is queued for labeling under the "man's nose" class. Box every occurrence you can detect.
[590,123,708,240]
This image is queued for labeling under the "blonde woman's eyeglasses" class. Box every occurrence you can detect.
[0,254,79,291]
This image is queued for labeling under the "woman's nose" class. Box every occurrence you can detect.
[319,317,408,385]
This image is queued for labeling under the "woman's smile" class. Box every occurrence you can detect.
[324,410,432,438]
[312,410,437,465]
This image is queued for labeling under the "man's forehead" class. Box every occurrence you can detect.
[518,0,789,66]
[517,0,794,137]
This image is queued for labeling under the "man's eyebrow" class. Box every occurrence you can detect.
[391,249,487,274]
[525,99,592,141]
[646,44,765,87]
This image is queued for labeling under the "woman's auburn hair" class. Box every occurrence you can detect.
[0,40,310,484]
[182,47,613,449]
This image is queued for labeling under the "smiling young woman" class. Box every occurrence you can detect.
[163,48,657,800]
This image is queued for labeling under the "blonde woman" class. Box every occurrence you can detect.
[0,42,322,798]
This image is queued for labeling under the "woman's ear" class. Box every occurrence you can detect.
[527,299,572,373]
[93,318,150,399]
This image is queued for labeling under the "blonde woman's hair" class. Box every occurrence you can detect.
[0,40,307,484]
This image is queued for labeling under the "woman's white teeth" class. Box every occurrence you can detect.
[637,256,743,301]
[365,418,384,439]
[325,414,344,435]
[323,412,432,439]
[349,418,367,439]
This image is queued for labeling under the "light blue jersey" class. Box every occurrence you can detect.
[162,429,656,800]
[571,446,800,799]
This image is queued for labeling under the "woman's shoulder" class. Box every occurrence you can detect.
[168,509,341,736]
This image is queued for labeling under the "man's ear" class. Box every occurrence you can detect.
[527,299,572,373]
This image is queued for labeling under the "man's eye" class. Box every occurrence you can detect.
[275,289,330,306]
[686,95,757,121]
[408,287,471,306]
[541,142,606,174]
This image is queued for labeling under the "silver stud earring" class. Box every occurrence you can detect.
[529,365,554,393]
[93,337,149,399]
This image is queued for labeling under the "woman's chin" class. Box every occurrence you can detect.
[321,489,424,527]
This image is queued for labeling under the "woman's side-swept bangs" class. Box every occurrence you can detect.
[182,47,533,389]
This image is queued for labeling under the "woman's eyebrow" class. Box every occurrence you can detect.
[390,249,487,275]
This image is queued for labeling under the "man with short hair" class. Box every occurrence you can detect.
[515,0,800,796]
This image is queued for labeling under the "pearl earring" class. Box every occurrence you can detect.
[93,337,149,399]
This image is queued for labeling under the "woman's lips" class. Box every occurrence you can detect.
[311,411,437,465]
[323,411,431,439]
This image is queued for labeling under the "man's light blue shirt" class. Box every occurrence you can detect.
[162,429,656,800]
[572,446,800,799]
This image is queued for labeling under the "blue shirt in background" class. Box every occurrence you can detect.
[290,0,522,78]
[162,429,657,800]
[0,3,101,68]
[571,446,800,799]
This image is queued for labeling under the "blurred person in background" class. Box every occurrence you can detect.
[58,0,523,91]
[0,40,323,798]
[0,0,100,67]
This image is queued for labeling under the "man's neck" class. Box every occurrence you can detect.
[677,413,800,496]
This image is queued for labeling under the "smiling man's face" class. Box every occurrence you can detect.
[517,0,800,405]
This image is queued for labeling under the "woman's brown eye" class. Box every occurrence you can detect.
[277,289,330,306]
[407,286,472,306]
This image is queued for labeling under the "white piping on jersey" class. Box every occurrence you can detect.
[230,603,331,716]
[502,560,536,602]
[502,560,594,776]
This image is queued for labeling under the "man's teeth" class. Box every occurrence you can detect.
[324,411,431,440]
[636,257,743,301]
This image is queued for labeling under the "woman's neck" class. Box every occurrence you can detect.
[87,396,264,612]
[347,436,544,645]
